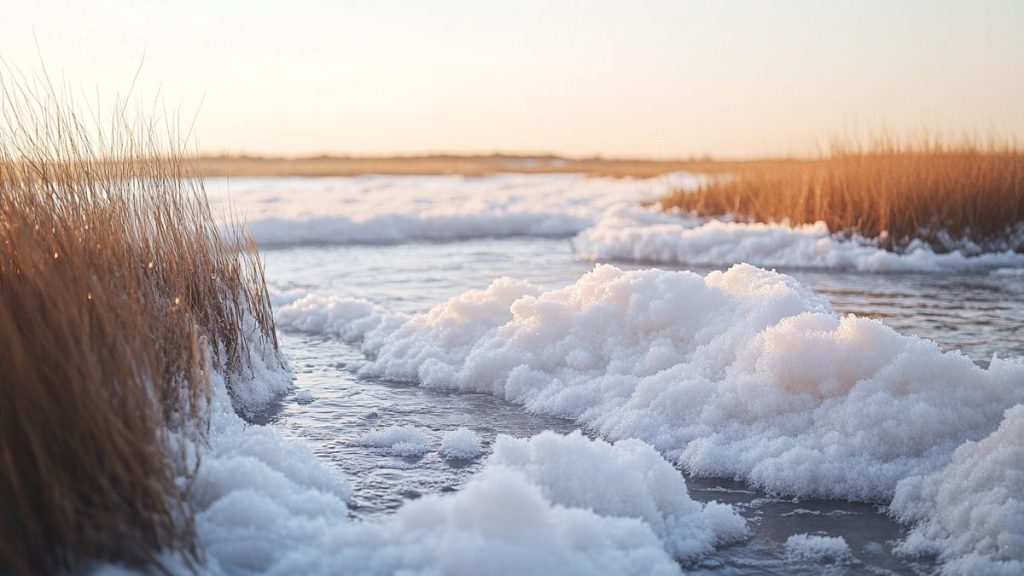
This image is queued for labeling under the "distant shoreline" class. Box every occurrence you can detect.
[193,154,791,178]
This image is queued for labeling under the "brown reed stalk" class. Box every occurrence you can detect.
[659,139,1024,252]
[0,72,279,573]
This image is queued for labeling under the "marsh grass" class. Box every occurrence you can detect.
[0,76,278,573]
[659,140,1024,252]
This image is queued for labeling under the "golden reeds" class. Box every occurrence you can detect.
[659,140,1024,252]
[0,75,278,573]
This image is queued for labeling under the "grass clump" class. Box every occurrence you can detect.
[659,139,1024,253]
[0,75,279,573]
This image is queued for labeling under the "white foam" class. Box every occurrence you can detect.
[573,206,1024,273]
[181,378,747,574]
[278,263,1024,503]
[439,428,484,459]
[192,386,353,574]
[207,173,695,247]
[488,431,748,559]
[260,466,684,576]
[358,425,431,457]
[892,404,1024,575]
[273,293,392,342]
[784,534,852,563]
[225,314,293,416]
[991,267,1024,278]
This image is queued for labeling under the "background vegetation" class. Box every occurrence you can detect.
[659,140,1024,252]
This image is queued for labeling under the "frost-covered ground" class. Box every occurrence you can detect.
[189,174,1024,575]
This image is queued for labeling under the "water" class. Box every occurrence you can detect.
[255,235,1023,575]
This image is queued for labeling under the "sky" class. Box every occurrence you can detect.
[1,0,1022,159]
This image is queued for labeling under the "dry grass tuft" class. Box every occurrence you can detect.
[0,75,278,573]
[659,140,1024,252]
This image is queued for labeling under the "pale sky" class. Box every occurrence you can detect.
[2,0,1022,158]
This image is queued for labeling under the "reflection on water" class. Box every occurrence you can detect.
[261,237,1021,575]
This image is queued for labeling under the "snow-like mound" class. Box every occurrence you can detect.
[489,431,748,559]
[783,534,852,563]
[208,174,693,247]
[277,264,1024,503]
[892,405,1024,575]
[440,428,484,459]
[274,293,395,344]
[176,377,749,575]
[359,425,431,456]
[573,206,1024,273]
[192,385,354,574]
[260,466,684,576]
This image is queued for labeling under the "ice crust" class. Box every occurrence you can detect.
[207,173,691,247]
[573,206,1024,273]
[276,263,1024,570]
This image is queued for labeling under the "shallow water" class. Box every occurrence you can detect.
[256,236,1023,575]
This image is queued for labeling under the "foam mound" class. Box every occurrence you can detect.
[440,428,484,459]
[783,534,852,563]
[278,263,1023,501]
[192,382,354,574]
[178,382,748,575]
[275,263,1024,572]
[208,174,693,247]
[892,405,1024,575]
[359,425,431,457]
[260,466,684,576]
[573,206,1024,273]
[488,431,748,559]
